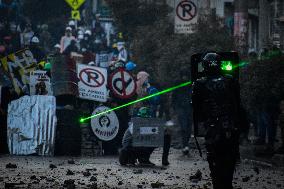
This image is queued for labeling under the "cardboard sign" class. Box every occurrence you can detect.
[7,96,57,155]
[91,106,119,141]
[175,0,198,34]
[30,70,52,95]
[77,64,107,102]
[132,117,165,147]
[0,49,37,95]
[96,53,110,68]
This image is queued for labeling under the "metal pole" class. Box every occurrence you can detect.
[258,0,270,51]
[234,0,248,57]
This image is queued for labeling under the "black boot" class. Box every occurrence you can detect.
[162,134,171,166]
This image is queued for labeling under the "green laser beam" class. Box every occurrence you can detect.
[79,57,257,123]
[79,81,192,123]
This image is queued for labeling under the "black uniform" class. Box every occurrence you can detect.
[192,53,240,189]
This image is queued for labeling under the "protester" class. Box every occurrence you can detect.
[60,27,75,53]
[80,30,93,52]
[39,24,52,54]
[254,101,278,155]
[117,42,128,63]
[172,70,192,155]
[9,22,21,51]
[20,23,34,48]
[63,39,78,55]
[29,36,46,63]
[276,100,284,154]
[53,44,61,55]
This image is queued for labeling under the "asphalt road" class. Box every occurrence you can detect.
[0,149,283,189]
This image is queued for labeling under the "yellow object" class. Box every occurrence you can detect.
[112,43,117,48]
[38,61,46,69]
[118,32,123,39]
[71,10,81,20]
[65,0,86,10]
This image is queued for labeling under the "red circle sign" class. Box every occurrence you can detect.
[109,68,137,99]
[176,0,197,21]
[79,68,105,88]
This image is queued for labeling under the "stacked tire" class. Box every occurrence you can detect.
[54,109,81,156]
[50,55,78,106]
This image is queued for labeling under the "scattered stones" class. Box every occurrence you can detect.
[39,176,47,180]
[4,181,25,188]
[107,168,111,171]
[63,179,75,189]
[137,184,143,188]
[190,170,202,182]
[151,181,165,188]
[118,181,123,185]
[87,183,98,189]
[49,164,57,169]
[83,171,91,177]
[253,167,260,174]
[242,176,250,182]
[6,163,17,169]
[133,169,143,174]
[90,176,97,182]
[46,177,55,182]
[66,169,74,175]
[30,175,37,180]
[67,159,75,164]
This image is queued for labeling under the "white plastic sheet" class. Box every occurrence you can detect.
[7,95,57,156]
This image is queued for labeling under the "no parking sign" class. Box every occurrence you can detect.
[77,64,107,102]
[109,68,137,99]
[175,0,198,34]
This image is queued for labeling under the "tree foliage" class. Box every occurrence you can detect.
[22,0,69,24]
[106,0,234,87]
[240,56,284,120]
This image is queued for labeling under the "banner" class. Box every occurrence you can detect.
[175,0,199,34]
[0,49,37,95]
[30,70,52,95]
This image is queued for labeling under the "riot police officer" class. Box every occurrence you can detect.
[192,52,240,189]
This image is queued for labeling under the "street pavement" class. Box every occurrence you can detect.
[0,148,283,189]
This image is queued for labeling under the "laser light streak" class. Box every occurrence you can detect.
[80,58,254,123]
[79,81,192,123]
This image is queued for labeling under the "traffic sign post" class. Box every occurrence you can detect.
[77,64,108,102]
[109,68,137,99]
[71,10,81,20]
[65,0,86,10]
[65,0,85,22]
[175,0,198,34]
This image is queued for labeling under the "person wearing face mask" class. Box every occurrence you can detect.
[117,42,128,63]
[80,30,93,52]
[172,70,192,155]
[9,23,21,51]
[20,23,34,48]
[29,36,46,64]
[60,27,75,54]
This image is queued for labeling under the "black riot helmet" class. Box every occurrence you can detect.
[202,52,221,75]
